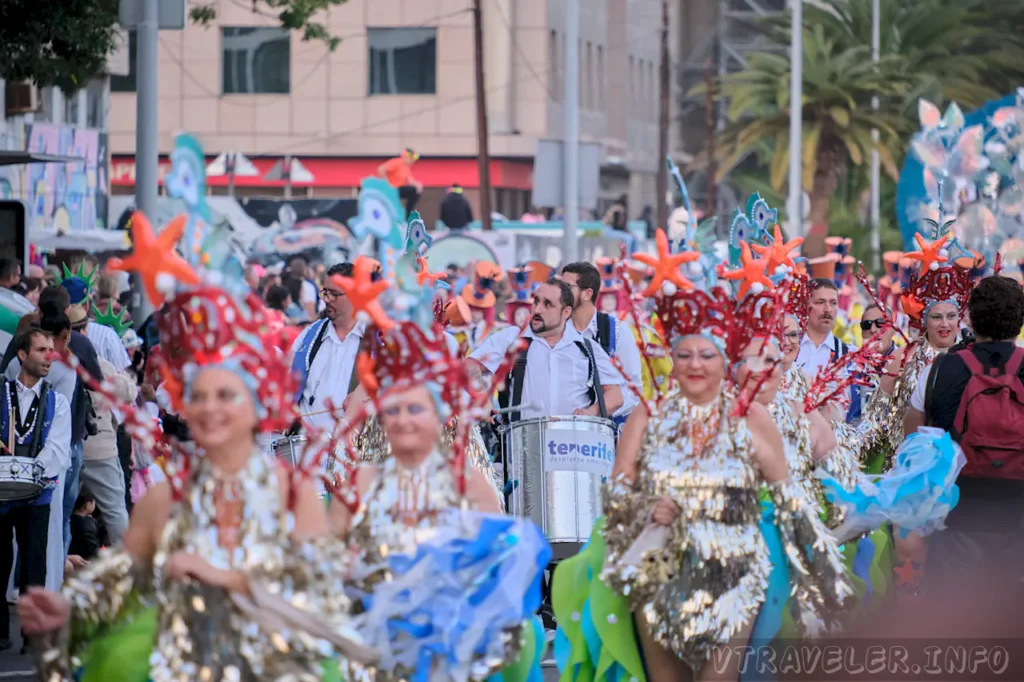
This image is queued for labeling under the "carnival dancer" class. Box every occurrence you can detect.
[0,327,70,652]
[560,261,643,423]
[329,255,550,682]
[17,212,378,682]
[551,242,853,682]
[858,236,972,600]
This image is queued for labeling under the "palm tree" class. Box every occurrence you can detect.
[708,24,913,255]
[792,0,1024,115]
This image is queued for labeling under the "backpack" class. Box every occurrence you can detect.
[497,337,606,425]
[953,346,1024,480]
[595,312,617,358]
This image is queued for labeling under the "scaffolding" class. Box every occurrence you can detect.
[677,0,785,226]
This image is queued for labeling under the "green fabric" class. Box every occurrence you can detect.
[78,606,158,682]
[75,604,350,682]
[498,617,540,682]
[552,518,646,682]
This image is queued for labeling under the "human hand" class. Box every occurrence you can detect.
[17,587,70,634]
[67,554,88,569]
[650,497,681,526]
[166,552,224,588]
[573,405,598,417]
[141,383,157,403]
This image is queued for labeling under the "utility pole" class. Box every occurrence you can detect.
[656,0,670,232]
[133,0,159,325]
[703,58,717,219]
[562,0,580,265]
[787,0,803,240]
[473,0,493,231]
[869,0,881,272]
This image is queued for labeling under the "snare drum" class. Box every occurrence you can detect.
[270,435,336,498]
[499,415,615,548]
[0,456,45,501]
[272,435,308,468]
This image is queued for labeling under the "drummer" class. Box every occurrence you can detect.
[0,327,71,651]
[289,261,371,434]
[467,279,623,421]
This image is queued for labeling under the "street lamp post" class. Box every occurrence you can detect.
[787,0,803,239]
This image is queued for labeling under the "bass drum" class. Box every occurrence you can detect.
[500,415,615,558]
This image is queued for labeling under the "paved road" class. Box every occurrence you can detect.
[0,614,33,680]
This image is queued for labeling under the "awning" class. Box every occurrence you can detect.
[30,227,131,253]
[0,151,85,167]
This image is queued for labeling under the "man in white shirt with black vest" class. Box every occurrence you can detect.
[467,279,624,420]
[289,262,368,434]
[560,262,641,423]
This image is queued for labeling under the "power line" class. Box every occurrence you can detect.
[491,0,558,101]
[260,63,560,156]
[159,5,473,108]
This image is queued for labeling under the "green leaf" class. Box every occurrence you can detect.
[829,107,851,128]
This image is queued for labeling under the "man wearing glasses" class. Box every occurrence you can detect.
[857,304,898,412]
[289,262,369,434]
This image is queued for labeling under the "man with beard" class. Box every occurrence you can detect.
[289,262,370,435]
[467,279,623,422]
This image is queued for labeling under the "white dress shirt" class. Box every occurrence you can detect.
[290,320,366,432]
[10,378,72,478]
[580,311,642,417]
[469,323,622,420]
[796,332,858,378]
[87,321,132,371]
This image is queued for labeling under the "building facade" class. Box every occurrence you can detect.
[108,0,679,229]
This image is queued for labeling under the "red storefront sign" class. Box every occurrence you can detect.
[110,156,534,190]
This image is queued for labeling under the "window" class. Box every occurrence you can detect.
[111,31,137,93]
[596,45,604,111]
[86,79,106,128]
[222,27,291,94]
[368,28,437,95]
[628,55,635,116]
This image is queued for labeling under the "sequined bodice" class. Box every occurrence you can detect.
[779,364,810,404]
[768,394,813,480]
[149,453,293,682]
[350,449,462,559]
[639,391,761,523]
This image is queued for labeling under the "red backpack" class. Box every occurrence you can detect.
[954,347,1024,480]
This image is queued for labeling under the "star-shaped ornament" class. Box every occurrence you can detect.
[632,228,700,296]
[904,233,950,273]
[331,256,393,331]
[751,225,803,273]
[106,212,200,305]
[720,242,774,298]
[415,256,446,288]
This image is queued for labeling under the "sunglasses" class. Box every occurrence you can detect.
[860,319,886,332]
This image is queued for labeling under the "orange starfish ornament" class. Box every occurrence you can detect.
[415,256,446,288]
[331,256,394,331]
[904,233,950,273]
[632,228,700,296]
[106,212,200,305]
[721,241,774,299]
[751,225,803,273]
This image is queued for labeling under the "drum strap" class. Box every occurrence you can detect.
[27,383,50,460]
[575,339,607,419]
[298,321,333,405]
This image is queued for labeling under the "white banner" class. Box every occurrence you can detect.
[543,426,615,476]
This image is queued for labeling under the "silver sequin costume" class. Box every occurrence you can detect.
[601,388,853,669]
[39,452,361,682]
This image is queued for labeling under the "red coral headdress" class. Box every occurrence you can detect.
[653,286,785,364]
[899,264,972,331]
[782,271,811,331]
[153,288,300,433]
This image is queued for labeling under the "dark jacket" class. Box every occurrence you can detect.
[440,192,474,230]
[70,514,101,559]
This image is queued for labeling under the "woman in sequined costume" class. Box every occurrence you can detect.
[333,380,547,682]
[552,316,854,682]
[18,364,372,682]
